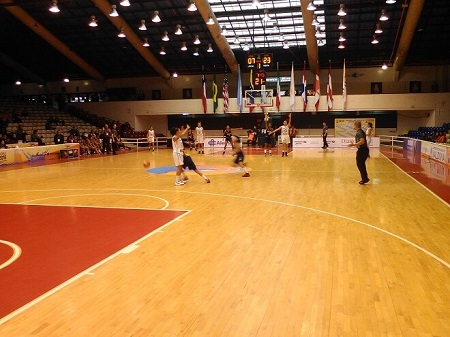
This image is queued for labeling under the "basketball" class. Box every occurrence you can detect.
[143,160,150,168]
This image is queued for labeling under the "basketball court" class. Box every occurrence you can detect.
[0,145,449,336]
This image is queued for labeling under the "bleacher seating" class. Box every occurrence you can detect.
[407,123,450,144]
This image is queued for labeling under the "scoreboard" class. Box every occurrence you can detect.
[247,53,273,90]
[247,53,273,70]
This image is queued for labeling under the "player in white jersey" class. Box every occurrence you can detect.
[269,112,291,156]
[147,126,155,152]
[195,122,205,154]
[170,124,190,186]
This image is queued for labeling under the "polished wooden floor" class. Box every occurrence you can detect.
[0,147,449,337]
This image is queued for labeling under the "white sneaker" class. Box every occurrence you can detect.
[175,181,185,186]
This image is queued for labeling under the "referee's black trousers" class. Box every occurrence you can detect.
[356,147,369,181]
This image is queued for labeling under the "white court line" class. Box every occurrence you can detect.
[1,187,448,268]
[0,240,22,270]
[378,151,450,207]
[0,210,191,326]
[18,193,170,210]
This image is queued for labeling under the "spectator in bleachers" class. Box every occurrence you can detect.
[435,132,446,143]
[69,126,80,137]
[8,133,18,144]
[16,124,26,142]
[0,139,7,149]
[66,134,76,143]
[30,130,45,146]
[54,129,65,144]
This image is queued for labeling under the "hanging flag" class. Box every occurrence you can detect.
[327,61,333,111]
[289,62,295,112]
[314,62,320,113]
[223,67,229,113]
[342,59,347,111]
[301,61,308,112]
[201,70,207,114]
[249,69,255,113]
[212,66,218,113]
[237,65,243,113]
[276,62,281,111]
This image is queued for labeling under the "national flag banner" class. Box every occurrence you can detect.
[276,62,281,111]
[289,62,295,112]
[342,59,347,110]
[212,67,218,113]
[237,65,243,113]
[249,69,255,112]
[327,62,333,111]
[314,62,320,113]
[223,68,229,113]
[301,61,307,112]
[201,71,207,114]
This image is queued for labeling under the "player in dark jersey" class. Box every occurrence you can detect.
[181,153,210,183]
[264,122,275,156]
[186,128,195,151]
[222,125,233,155]
[231,135,250,177]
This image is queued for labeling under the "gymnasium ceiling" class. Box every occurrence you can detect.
[0,0,449,85]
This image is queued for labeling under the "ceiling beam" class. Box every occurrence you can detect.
[195,0,239,76]
[91,0,171,81]
[393,0,425,72]
[300,0,319,73]
[0,0,104,83]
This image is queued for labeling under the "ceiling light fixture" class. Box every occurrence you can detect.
[161,31,169,41]
[272,22,279,32]
[315,28,323,38]
[160,47,166,55]
[173,72,178,78]
[382,63,388,69]
[278,33,285,42]
[206,16,214,25]
[339,32,346,42]
[138,19,147,31]
[338,42,345,49]
[233,36,240,45]
[338,19,346,30]
[188,0,197,12]
[49,1,60,13]
[283,41,290,49]
[379,9,389,21]
[243,43,250,51]
[252,0,260,8]
[375,23,383,34]
[338,4,347,17]
[263,9,271,22]
[386,0,396,4]
[151,11,161,23]
[143,38,149,47]
[371,35,379,44]
[175,24,182,35]
[317,38,324,46]
[180,42,187,51]
[63,78,70,83]
[15,80,21,86]
[120,0,130,7]
[221,26,228,36]
[193,35,200,44]
[88,15,98,27]
[110,4,119,17]
[311,15,320,26]
[118,28,126,38]
[193,48,199,56]
[307,1,316,11]
[207,43,213,52]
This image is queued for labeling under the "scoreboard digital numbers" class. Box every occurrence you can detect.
[253,71,266,88]
[247,53,273,70]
